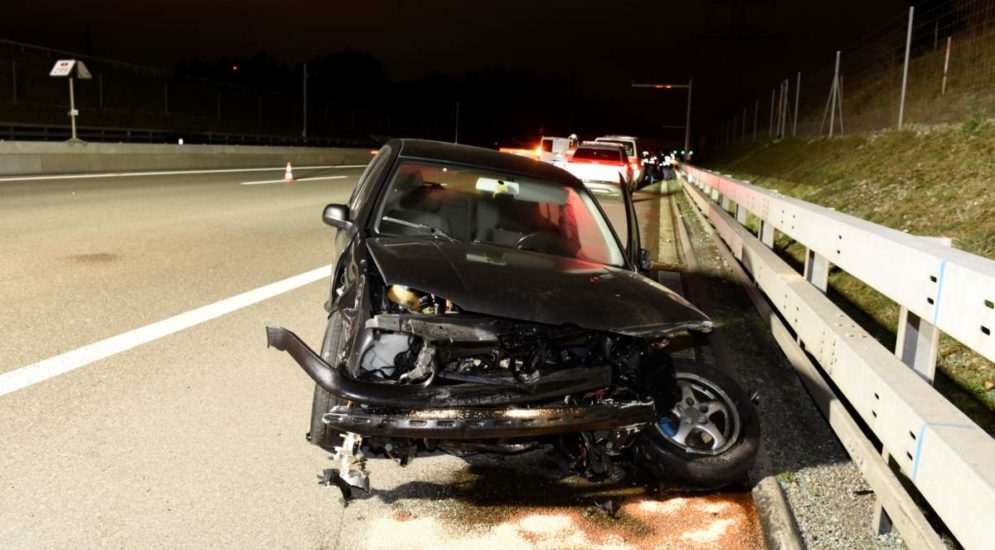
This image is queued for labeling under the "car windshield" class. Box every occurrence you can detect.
[374,161,626,267]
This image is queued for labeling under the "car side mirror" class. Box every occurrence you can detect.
[639,248,652,271]
[322,204,352,231]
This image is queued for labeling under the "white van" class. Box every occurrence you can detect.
[538,135,578,167]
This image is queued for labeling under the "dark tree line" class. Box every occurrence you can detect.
[176,50,656,146]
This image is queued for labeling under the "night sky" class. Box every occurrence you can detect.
[2,0,910,147]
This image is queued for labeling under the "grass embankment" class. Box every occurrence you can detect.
[708,121,995,427]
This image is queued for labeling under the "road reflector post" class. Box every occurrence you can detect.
[49,59,92,142]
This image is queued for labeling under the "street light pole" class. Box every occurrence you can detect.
[302,62,308,141]
[684,78,693,156]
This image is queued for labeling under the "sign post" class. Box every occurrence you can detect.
[49,59,92,142]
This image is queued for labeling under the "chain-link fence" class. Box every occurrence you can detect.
[715,0,995,145]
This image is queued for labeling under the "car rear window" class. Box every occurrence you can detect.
[540,139,554,152]
[573,147,624,162]
[597,140,634,157]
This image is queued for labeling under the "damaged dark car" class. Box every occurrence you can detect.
[267,139,759,499]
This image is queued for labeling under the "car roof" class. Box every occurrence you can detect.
[578,141,626,149]
[393,138,582,188]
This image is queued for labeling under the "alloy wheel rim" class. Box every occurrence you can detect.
[656,373,741,455]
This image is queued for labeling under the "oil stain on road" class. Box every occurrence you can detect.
[336,451,762,550]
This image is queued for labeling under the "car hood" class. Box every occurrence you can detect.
[366,237,711,337]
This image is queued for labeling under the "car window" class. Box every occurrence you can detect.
[348,146,392,217]
[598,140,634,157]
[373,160,625,267]
[573,147,624,162]
[541,139,554,153]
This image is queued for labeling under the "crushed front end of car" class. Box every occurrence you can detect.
[267,261,717,500]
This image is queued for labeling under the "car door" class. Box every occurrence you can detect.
[327,145,394,308]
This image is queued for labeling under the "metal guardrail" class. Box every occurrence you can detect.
[680,164,995,550]
[0,121,371,148]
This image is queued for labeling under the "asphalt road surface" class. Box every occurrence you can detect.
[0,166,761,549]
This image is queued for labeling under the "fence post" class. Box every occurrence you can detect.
[753,99,759,141]
[898,6,914,130]
[217,91,221,119]
[775,81,784,138]
[829,51,841,138]
[767,88,774,137]
[98,73,103,109]
[941,36,952,95]
[11,60,16,104]
[742,108,746,142]
[164,82,169,114]
[793,72,801,137]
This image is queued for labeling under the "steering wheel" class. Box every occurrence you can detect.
[515,231,569,255]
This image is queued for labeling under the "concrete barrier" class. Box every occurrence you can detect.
[0,141,373,176]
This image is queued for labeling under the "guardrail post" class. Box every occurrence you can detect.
[736,204,748,225]
[872,491,895,535]
[11,60,17,104]
[720,194,731,212]
[895,307,940,382]
[804,249,830,293]
[760,220,775,248]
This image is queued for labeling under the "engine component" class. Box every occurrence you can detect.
[386,285,450,315]
[386,285,422,312]
[439,441,540,454]
[320,432,370,503]
[398,343,436,383]
[267,326,613,408]
[358,332,410,374]
[366,314,499,343]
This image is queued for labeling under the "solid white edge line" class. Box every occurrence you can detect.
[240,175,349,186]
[0,165,368,183]
[0,265,331,398]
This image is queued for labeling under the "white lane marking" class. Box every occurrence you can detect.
[240,175,349,186]
[0,265,331,398]
[0,165,367,183]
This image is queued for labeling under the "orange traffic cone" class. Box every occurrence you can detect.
[284,162,295,183]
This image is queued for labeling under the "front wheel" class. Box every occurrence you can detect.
[635,360,760,490]
[308,311,347,452]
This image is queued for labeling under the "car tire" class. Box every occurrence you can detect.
[635,360,760,490]
[308,311,347,452]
